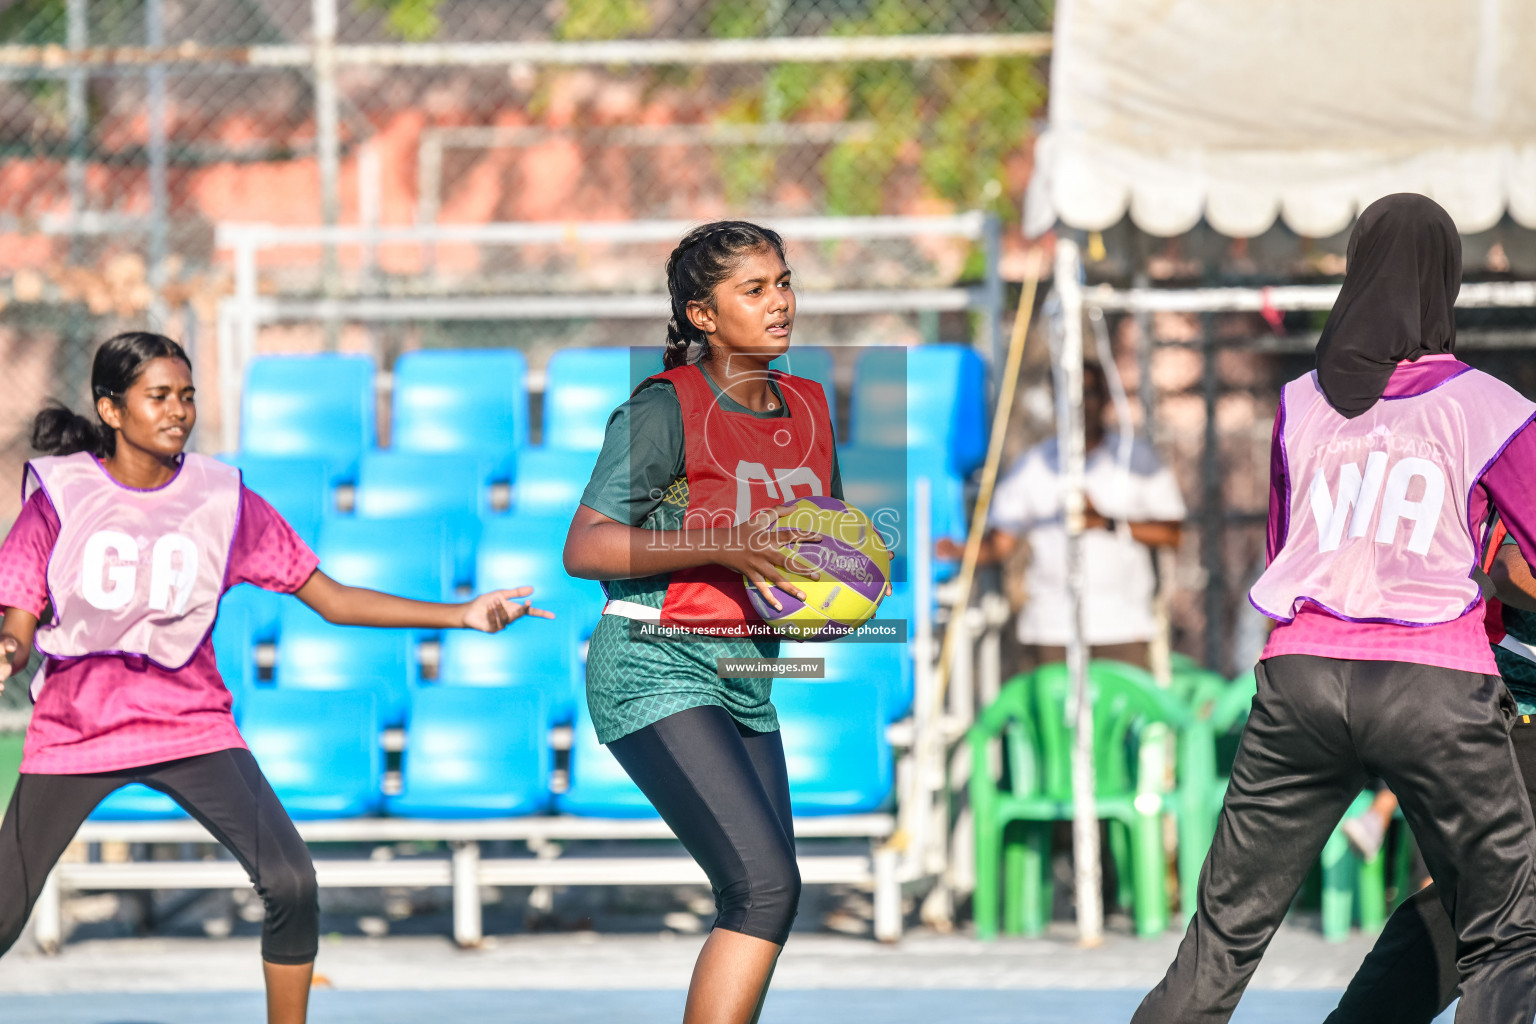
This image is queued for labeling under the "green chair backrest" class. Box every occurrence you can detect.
[1029,661,1190,802]
[970,674,1040,800]
[1212,670,1258,734]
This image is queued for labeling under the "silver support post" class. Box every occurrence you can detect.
[146,0,168,321]
[1055,238,1103,947]
[223,237,260,452]
[902,477,935,881]
[312,0,341,347]
[872,844,901,942]
[66,0,87,258]
[1133,272,1156,444]
[1200,312,1225,672]
[451,841,482,947]
[358,142,381,285]
[983,213,1004,376]
[33,866,63,953]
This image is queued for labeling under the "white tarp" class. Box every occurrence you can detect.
[1025,0,1536,239]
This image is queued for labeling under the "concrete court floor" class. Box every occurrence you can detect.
[0,924,1460,1023]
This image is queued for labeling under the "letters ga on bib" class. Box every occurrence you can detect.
[24,452,241,670]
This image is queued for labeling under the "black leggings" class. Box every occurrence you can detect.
[0,747,318,964]
[1327,716,1536,1023]
[1133,656,1536,1024]
[608,704,801,945]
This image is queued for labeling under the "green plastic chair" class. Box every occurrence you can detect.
[1178,668,1390,940]
[1322,791,1389,940]
[970,662,1195,939]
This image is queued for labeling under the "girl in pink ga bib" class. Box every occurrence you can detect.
[0,332,553,1024]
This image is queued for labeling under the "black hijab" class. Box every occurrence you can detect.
[1314,193,1461,418]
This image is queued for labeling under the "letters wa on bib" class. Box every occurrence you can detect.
[1250,369,1535,625]
[24,451,241,669]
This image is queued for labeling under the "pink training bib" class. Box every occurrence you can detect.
[1250,369,1535,625]
[24,452,241,670]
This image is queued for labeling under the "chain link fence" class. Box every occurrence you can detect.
[0,0,1051,528]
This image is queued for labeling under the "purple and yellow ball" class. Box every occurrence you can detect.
[744,495,892,641]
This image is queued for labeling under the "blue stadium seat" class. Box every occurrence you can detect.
[387,686,550,818]
[221,453,330,545]
[770,345,837,424]
[212,601,256,720]
[558,702,657,818]
[219,583,284,649]
[241,355,376,478]
[355,450,487,521]
[242,689,383,819]
[316,516,453,601]
[876,580,916,638]
[773,679,894,814]
[437,620,581,724]
[90,783,186,821]
[476,515,606,636]
[837,444,966,584]
[392,348,529,458]
[511,446,598,518]
[353,450,488,586]
[811,632,913,721]
[274,602,414,727]
[272,516,453,724]
[543,348,662,451]
[851,345,987,476]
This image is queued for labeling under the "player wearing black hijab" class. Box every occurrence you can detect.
[1132,194,1536,1024]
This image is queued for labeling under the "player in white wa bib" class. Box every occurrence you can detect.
[1133,195,1536,1024]
[0,333,553,1024]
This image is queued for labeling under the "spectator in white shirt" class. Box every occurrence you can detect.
[938,364,1186,668]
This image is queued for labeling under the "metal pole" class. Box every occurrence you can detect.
[903,476,935,881]
[66,0,87,258]
[146,0,168,321]
[1055,238,1102,947]
[1133,272,1156,444]
[1200,312,1225,672]
[312,0,341,347]
[983,213,1004,378]
[358,142,380,286]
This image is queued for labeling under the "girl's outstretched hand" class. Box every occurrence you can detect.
[463,587,556,633]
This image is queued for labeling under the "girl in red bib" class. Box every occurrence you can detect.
[566,223,838,1023]
[0,332,551,1024]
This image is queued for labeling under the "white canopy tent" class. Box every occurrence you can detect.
[1026,0,1536,240]
[1012,0,1536,944]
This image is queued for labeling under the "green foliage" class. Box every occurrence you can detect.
[0,0,66,44]
[357,0,442,41]
[558,0,653,41]
[705,0,1047,220]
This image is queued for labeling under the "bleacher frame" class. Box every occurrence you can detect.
[27,215,1007,950]
[35,813,900,950]
[211,213,1005,452]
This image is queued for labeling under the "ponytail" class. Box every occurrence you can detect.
[31,403,114,458]
[663,221,787,370]
[29,331,191,458]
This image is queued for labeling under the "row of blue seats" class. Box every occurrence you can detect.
[216,568,916,731]
[94,679,895,822]
[241,344,988,480]
[231,442,966,590]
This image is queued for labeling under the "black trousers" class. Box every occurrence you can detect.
[1132,655,1536,1024]
[0,747,318,964]
[1326,717,1536,1023]
[608,704,801,945]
